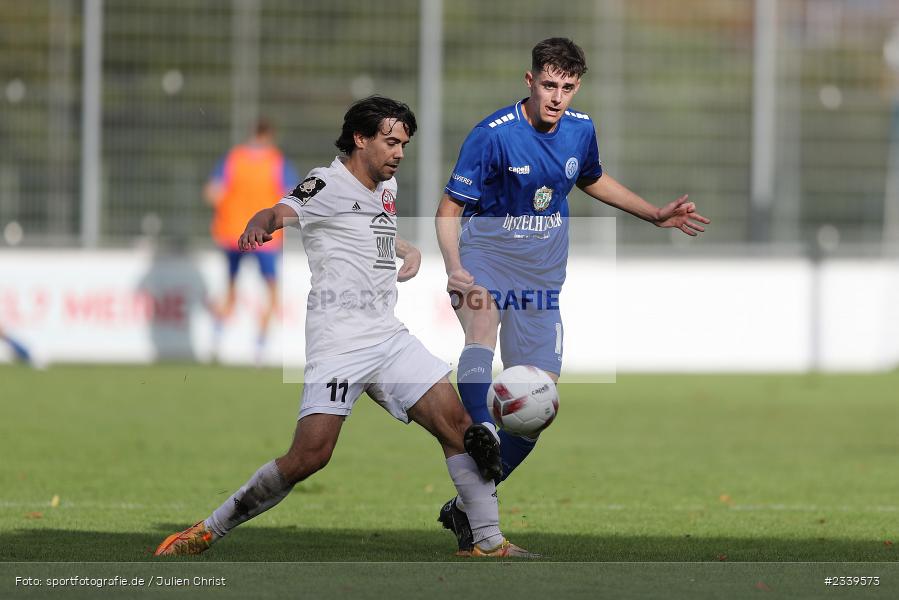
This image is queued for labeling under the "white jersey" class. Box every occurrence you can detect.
[279,156,405,358]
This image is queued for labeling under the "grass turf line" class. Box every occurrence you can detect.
[1,365,897,562]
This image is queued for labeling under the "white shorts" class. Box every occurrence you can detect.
[298,330,451,424]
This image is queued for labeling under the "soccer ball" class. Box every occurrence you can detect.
[488,365,559,437]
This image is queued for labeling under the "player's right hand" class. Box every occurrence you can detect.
[238,228,272,251]
[655,194,710,236]
[447,268,475,293]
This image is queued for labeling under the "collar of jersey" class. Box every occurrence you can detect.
[515,99,563,139]
[332,156,383,195]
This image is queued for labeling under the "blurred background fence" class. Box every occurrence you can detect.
[2,0,899,251]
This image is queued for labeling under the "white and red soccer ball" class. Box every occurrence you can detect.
[489,365,559,437]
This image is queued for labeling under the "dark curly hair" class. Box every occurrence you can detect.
[531,37,588,78]
[335,96,417,155]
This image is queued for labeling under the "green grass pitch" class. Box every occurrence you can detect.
[1,365,897,596]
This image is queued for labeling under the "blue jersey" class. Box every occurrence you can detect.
[444,100,602,281]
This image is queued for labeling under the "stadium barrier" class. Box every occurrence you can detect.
[0,250,897,373]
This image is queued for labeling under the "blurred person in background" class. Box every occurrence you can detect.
[205,119,299,364]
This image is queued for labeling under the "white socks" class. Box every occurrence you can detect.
[446,454,504,548]
[205,460,294,539]
[203,456,505,549]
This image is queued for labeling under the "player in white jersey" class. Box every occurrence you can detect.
[155,96,533,558]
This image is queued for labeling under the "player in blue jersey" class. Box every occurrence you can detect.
[435,38,710,552]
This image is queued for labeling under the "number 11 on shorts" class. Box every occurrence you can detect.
[327,378,348,403]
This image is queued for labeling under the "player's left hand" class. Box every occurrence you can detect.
[238,227,272,251]
[397,247,421,282]
[655,194,710,236]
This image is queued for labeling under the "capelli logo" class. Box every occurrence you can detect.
[508,165,530,175]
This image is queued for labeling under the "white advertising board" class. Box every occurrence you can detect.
[1,250,897,373]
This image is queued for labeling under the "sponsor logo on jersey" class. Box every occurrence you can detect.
[452,172,473,186]
[508,165,530,175]
[501,211,563,233]
[289,176,326,206]
[381,189,397,215]
[376,235,395,260]
[532,186,553,211]
[369,212,397,271]
[565,157,579,179]
[351,202,361,211]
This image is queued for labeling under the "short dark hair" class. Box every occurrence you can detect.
[531,37,588,78]
[335,96,417,155]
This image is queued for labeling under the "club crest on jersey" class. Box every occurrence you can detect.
[533,186,553,212]
[565,157,579,179]
[289,176,326,206]
[381,189,397,215]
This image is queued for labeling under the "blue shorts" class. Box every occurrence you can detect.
[224,248,278,282]
[460,251,565,376]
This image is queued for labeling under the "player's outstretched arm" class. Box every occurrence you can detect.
[578,173,710,236]
[395,237,421,283]
[435,194,474,292]
[238,203,296,251]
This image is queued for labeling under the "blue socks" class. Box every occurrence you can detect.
[456,344,495,427]
[497,430,537,483]
[457,344,540,483]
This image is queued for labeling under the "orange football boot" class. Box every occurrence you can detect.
[154,521,214,556]
[468,538,540,558]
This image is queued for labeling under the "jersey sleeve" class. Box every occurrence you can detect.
[444,126,497,205]
[278,172,334,226]
[579,125,603,181]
